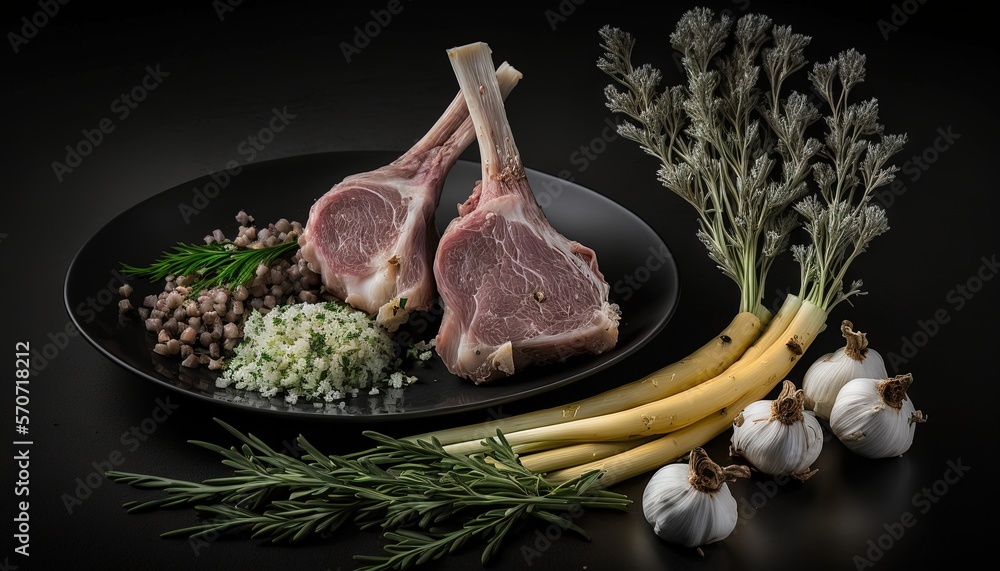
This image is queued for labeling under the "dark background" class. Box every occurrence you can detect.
[4,1,998,570]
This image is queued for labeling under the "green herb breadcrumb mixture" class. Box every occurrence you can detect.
[216,301,417,404]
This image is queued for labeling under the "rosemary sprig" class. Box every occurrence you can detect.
[120,239,299,294]
[106,419,630,570]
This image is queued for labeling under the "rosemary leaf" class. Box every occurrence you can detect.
[120,239,299,295]
[106,419,631,570]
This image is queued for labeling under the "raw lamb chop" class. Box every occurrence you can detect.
[434,42,621,384]
[298,62,522,331]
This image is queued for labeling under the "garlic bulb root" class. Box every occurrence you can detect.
[688,445,751,491]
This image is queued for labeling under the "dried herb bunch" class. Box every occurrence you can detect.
[598,7,905,317]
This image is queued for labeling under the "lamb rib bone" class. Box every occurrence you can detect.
[434,42,621,384]
[298,62,522,332]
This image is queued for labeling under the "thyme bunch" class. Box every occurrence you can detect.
[599,10,821,320]
[598,8,906,317]
[792,49,907,311]
[107,419,630,570]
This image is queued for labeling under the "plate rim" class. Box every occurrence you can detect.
[63,151,681,421]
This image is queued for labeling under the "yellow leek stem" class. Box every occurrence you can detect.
[407,311,764,446]
[457,298,823,453]
[517,438,655,474]
[541,300,828,486]
[438,295,802,454]
[730,294,802,368]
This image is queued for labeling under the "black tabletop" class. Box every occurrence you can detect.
[5,1,998,570]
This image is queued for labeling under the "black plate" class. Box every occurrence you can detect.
[64,151,680,420]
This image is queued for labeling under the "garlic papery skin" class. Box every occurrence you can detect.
[829,374,927,459]
[802,320,888,420]
[729,380,824,481]
[641,447,750,548]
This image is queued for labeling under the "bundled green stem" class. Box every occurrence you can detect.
[107,419,629,571]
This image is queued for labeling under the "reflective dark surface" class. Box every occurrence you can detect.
[5,1,996,570]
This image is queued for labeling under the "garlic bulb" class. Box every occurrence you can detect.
[802,320,887,420]
[641,447,750,548]
[729,380,824,481]
[830,374,927,459]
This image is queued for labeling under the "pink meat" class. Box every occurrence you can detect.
[298,63,522,331]
[434,42,621,383]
